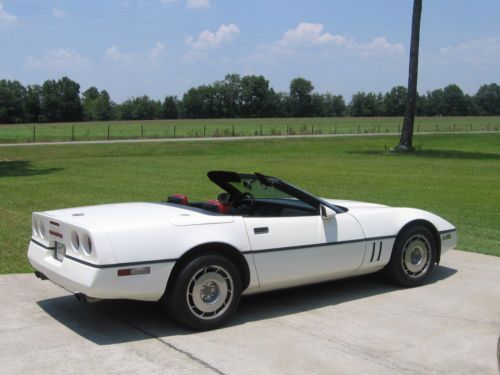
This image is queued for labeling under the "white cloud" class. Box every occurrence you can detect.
[0,3,17,24]
[357,36,405,58]
[255,23,404,59]
[186,0,210,9]
[278,23,347,48]
[104,45,133,62]
[149,41,167,58]
[186,23,239,50]
[25,48,91,70]
[440,37,500,69]
[104,42,167,63]
[52,8,66,18]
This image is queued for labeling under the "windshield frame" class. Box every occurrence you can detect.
[207,171,346,214]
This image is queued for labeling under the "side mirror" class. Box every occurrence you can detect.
[321,205,336,220]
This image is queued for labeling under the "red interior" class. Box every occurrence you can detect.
[167,194,189,205]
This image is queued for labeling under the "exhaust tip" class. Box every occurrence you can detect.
[74,293,101,303]
[34,271,48,280]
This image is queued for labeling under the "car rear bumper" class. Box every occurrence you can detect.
[27,240,174,302]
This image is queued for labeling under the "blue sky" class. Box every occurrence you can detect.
[1,0,499,102]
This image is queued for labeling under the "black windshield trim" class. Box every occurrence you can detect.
[207,171,345,214]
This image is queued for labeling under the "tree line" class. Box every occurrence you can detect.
[0,75,499,124]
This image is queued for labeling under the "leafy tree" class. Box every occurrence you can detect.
[422,89,445,116]
[119,96,161,120]
[311,93,326,116]
[290,77,314,117]
[324,93,346,117]
[240,75,272,117]
[217,74,242,117]
[349,92,385,116]
[162,96,179,119]
[474,83,500,115]
[0,80,26,123]
[40,77,82,122]
[384,86,407,116]
[82,87,112,121]
[25,84,42,123]
[442,84,468,115]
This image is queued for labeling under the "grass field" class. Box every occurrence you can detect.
[0,132,499,274]
[0,116,499,143]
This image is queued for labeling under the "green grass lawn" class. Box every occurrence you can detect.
[0,133,499,274]
[0,116,499,143]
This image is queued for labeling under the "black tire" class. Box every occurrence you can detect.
[385,225,437,287]
[164,254,242,330]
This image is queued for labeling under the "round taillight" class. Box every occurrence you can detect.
[71,231,80,250]
[33,220,39,236]
[38,221,46,238]
[82,234,92,255]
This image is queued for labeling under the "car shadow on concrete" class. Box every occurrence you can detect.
[36,265,457,345]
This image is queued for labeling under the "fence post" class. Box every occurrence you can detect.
[107,125,110,140]
[470,123,472,131]
[260,124,263,136]
[204,125,206,137]
[357,125,360,133]
[232,124,235,137]
[379,124,381,133]
[72,126,75,141]
[33,126,35,142]
[453,124,456,132]
[417,123,420,133]
[487,124,490,131]
[312,124,314,134]
[334,124,337,134]
[141,125,144,139]
[174,125,176,138]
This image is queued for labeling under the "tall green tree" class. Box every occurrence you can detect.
[384,86,407,116]
[442,84,468,115]
[25,84,42,123]
[474,83,500,115]
[162,96,179,119]
[40,77,82,122]
[240,75,272,117]
[289,77,314,117]
[82,87,112,121]
[395,0,423,151]
[349,92,385,116]
[0,80,26,123]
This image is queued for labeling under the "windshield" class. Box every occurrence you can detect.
[228,176,297,201]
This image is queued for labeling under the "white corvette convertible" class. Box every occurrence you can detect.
[28,171,456,330]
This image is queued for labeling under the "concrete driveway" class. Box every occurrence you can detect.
[1,250,499,374]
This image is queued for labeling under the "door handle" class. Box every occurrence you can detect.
[254,227,269,234]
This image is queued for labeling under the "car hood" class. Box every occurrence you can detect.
[40,202,234,230]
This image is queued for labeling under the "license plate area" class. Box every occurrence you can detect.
[54,242,66,262]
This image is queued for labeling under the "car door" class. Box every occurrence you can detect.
[244,212,366,291]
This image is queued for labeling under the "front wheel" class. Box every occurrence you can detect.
[385,225,437,287]
[164,254,242,330]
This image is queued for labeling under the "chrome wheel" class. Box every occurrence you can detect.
[401,234,431,278]
[186,265,234,320]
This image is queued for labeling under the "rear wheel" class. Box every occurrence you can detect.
[165,254,242,330]
[385,225,436,287]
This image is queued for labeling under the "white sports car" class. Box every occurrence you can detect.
[28,171,456,330]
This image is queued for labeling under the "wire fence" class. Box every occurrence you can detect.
[0,120,499,144]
